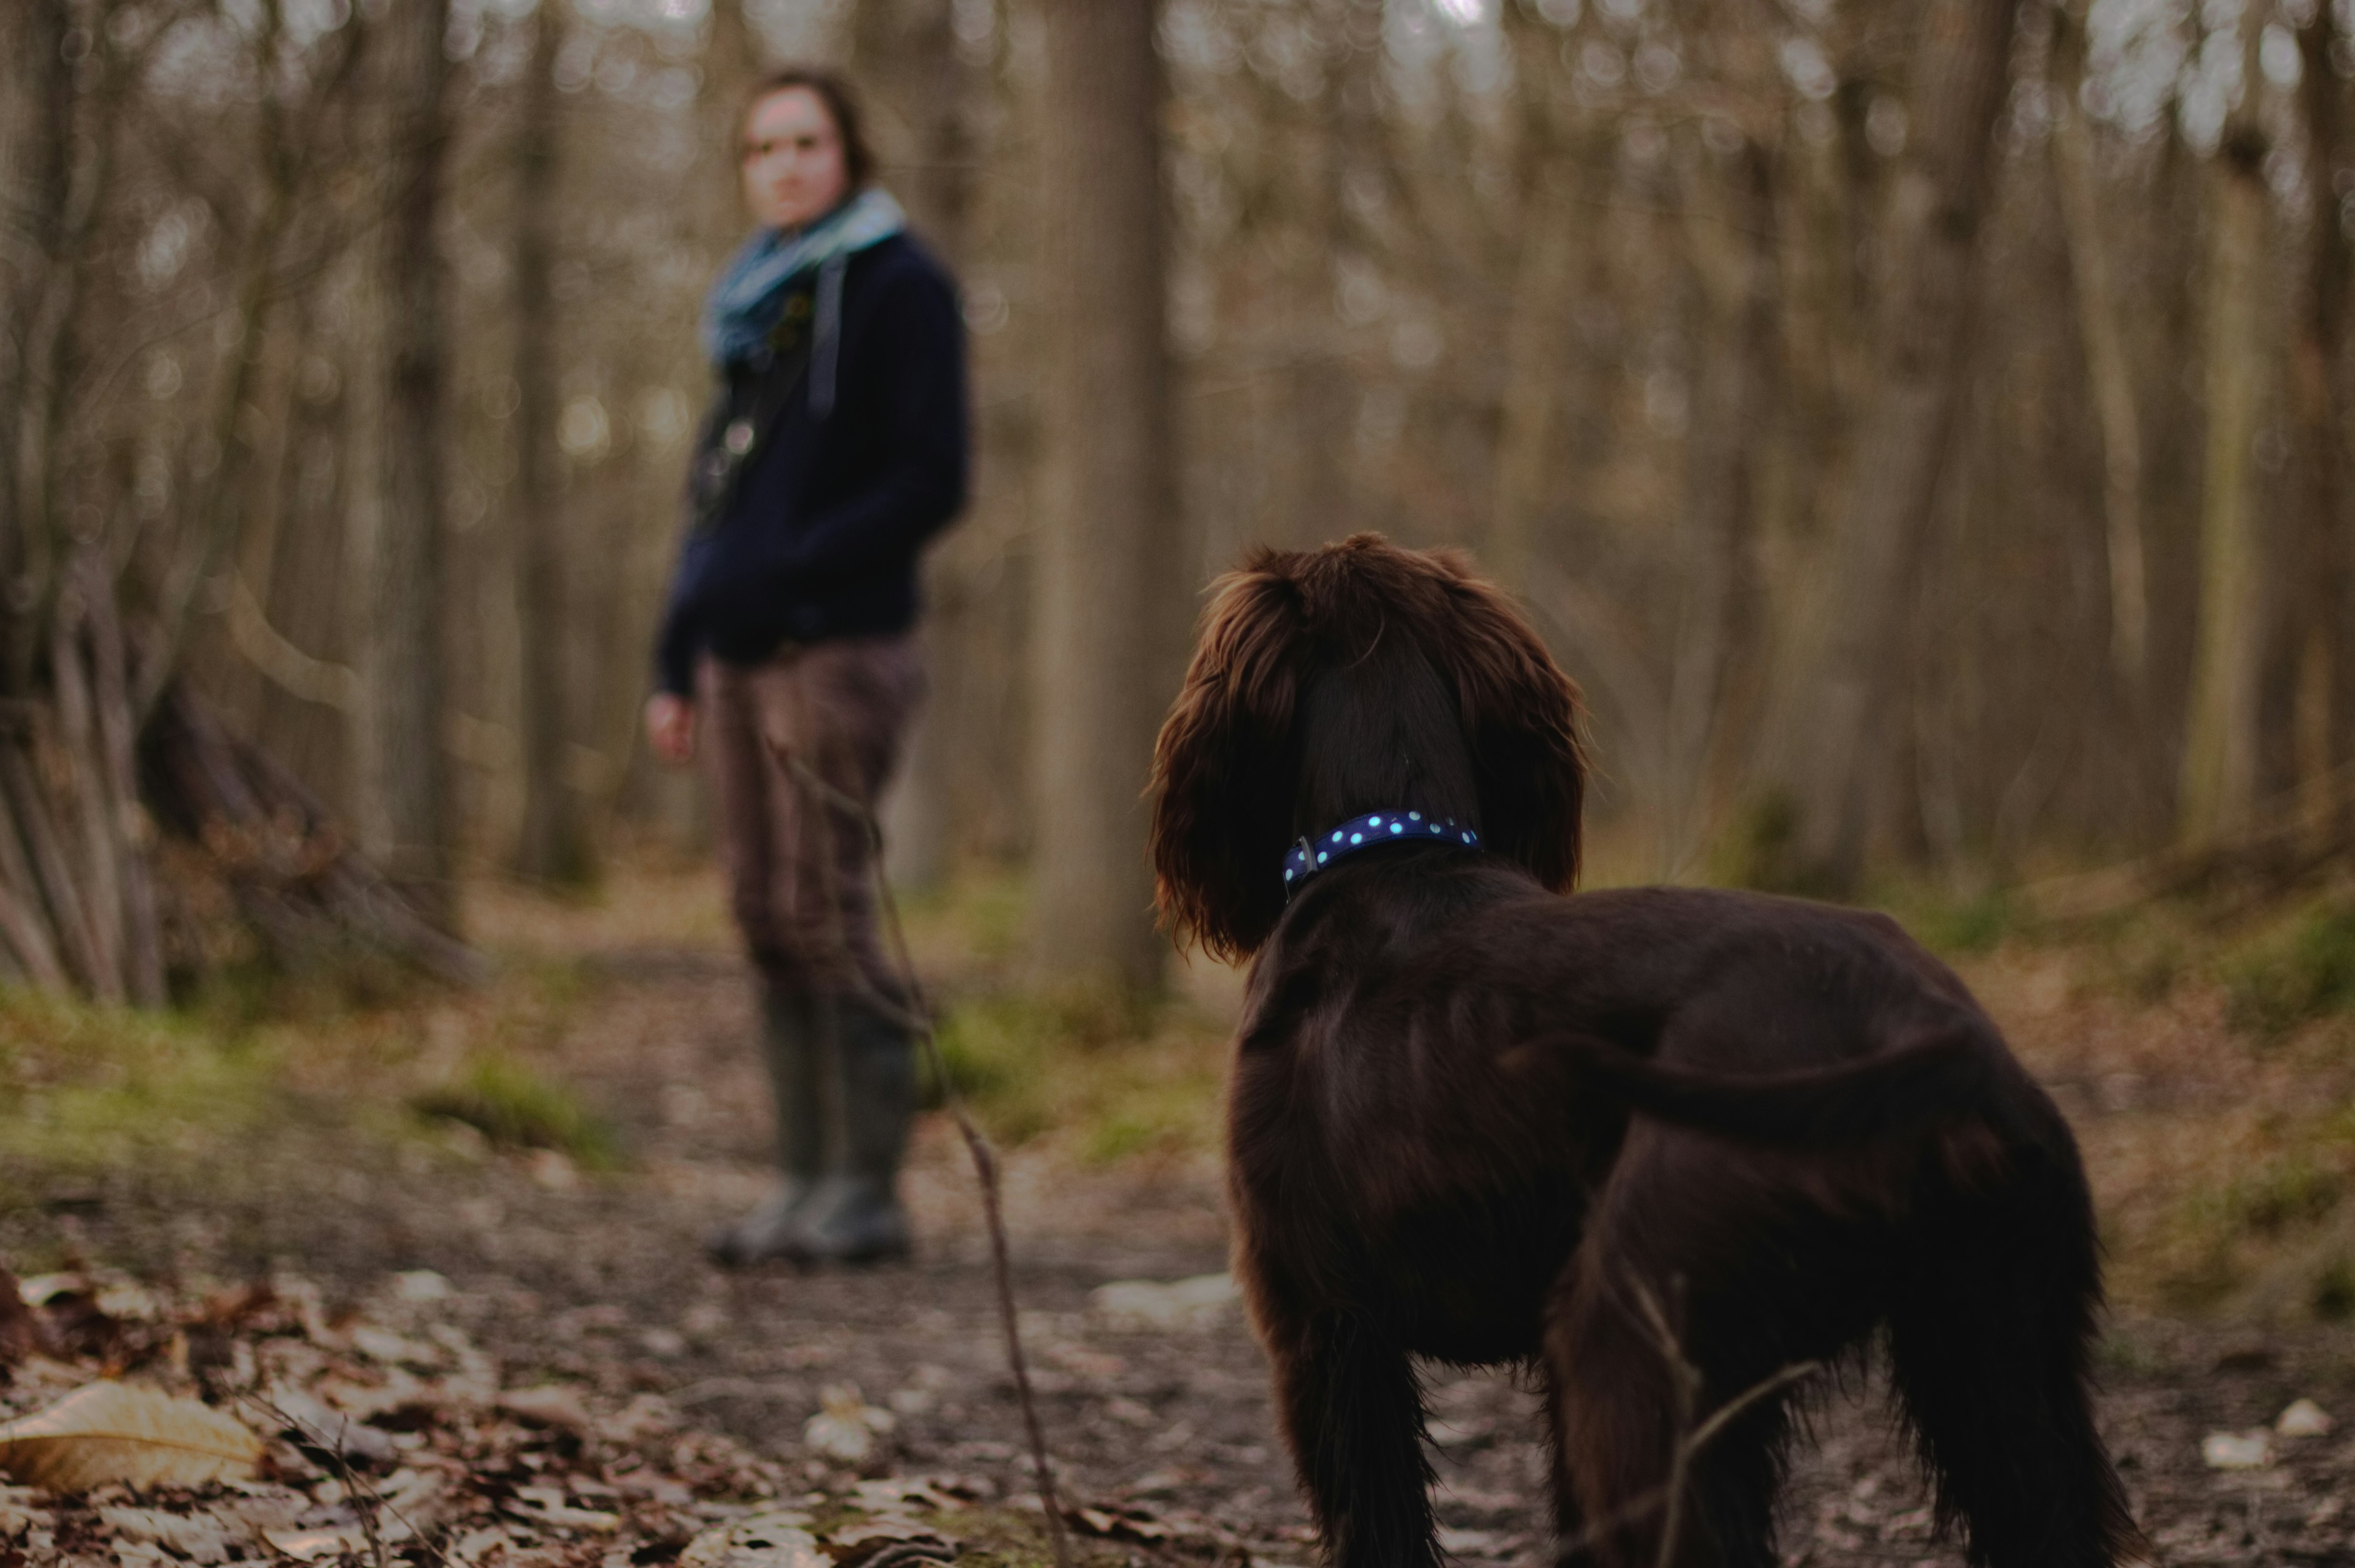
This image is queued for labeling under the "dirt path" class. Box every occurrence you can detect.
[11,930,2355,1566]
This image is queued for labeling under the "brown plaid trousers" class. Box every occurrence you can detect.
[697,634,924,997]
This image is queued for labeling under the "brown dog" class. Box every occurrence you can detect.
[1148,537,2134,1568]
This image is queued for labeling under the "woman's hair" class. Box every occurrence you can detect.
[740,66,875,190]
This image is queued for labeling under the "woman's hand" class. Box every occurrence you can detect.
[645,694,697,765]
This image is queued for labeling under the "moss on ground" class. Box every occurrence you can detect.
[410,1051,622,1168]
[2219,895,2355,1041]
[928,983,1225,1161]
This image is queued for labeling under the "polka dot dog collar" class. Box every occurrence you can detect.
[1283,810,1479,900]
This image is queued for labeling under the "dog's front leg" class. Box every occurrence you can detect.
[1270,1308,1439,1568]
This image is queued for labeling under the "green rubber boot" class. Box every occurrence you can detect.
[706,987,826,1265]
[788,996,916,1265]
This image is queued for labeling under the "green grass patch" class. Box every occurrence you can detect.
[924,985,1223,1158]
[410,1054,620,1168]
[2218,895,2355,1041]
[894,865,1031,966]
[0,987,281,1178]
[2153,1102,2355,1313]
[1902,888,2019,957]
[1709,790,1813,895]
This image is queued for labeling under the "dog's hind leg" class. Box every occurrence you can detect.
[1268,1308,1439,1568]
[1545,1142,1831,1568]
[1536,1364,1590,1565]
[1886,1142,2137,1568]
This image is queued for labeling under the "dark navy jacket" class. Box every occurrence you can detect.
[654,232,968,697]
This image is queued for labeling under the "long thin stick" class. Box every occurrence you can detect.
[1547,1271,1823,1567]
[778,746,1076,1568]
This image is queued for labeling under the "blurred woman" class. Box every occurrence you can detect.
[646,67,968,1265]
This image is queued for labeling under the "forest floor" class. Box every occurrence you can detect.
[3,861,2354,1566]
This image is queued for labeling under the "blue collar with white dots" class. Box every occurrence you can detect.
[1282,810,1480,899]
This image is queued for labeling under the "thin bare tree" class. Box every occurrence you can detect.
[2049,0,2148,697]
[511,0,597,889]
[1031,0,1181,990]
[350,0,458,924]
[1762,0,2022,892]
[2179,7,2274,848]
[2292,0,2353,850]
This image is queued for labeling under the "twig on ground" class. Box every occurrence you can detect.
[242,1393,448,1568]
[1547,1275,1822,1568]
[778,743,1077,1568]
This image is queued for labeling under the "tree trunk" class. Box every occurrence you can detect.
[1488,189,1581,597]
[509,2,595,889]
[1278,0,1379,554]
[1031,0,1180,990]
[0,0,70,630]
[854,0,982,893]
[852,0,978,250]
[2292,4,2353,851]
[2049,0,2148,696]
[1660,136,1776,878]
[2179,4,2274,850]
[1762,0,2019,893]
[1486,16,1590,595]
[5,0,91,693]
[351,0,457,924]
[0,1,166,1002]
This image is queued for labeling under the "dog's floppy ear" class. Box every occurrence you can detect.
[1150,561,1306,961]
[1427,551,1588,892]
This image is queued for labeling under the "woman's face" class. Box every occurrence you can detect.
[741,87,850,230]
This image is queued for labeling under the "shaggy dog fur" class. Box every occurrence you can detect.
[1147,536,2136,1568]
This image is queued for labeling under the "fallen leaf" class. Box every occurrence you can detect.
[827,1516,959,1567]
[263,1388,399,1464]
[349,1326,441,1369]
[1087,1273,1238,1333]
[2200,1429,2273,1470]
[506,1483,622,1532]
[2276,1398,2334,1438]
[98,1507,241,1565]
[0,1484,42,1538]
[262,1524,373,1560]
[376,1465,458,1532]
[1064,1503,1173,1544]
[1043,1343,1126,1380]
[848,1477,971,1512]
[0,1269,50,1368]
[447,1525,520,1566]
[804,1386,893,1464]
[497,1383,593,1431]
[392,1271,451,1303]
[0,1381,262,1491]
[679,1509,831,1568]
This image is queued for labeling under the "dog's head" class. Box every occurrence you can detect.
[1150,534,1587,960]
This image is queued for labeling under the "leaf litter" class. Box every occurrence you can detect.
[0,1260,1291,1568]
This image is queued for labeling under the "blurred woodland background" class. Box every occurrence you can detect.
[1,0,2351,1000]
[14,10,2355,1520]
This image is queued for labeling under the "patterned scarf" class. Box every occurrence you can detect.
[699,187,907,369]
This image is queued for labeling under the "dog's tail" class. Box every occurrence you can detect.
[1549,1027,1994,1145]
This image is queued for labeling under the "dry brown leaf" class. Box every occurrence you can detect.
[679,1510,830,1568]
[262,1523,374,1560]
[97,1507,242,1565]
[0,1381,262,1491]
[0,1267,51,1367]
[496,1383,592,1431]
